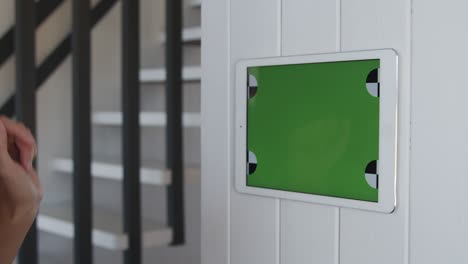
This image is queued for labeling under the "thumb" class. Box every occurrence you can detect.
[0,120,13,164]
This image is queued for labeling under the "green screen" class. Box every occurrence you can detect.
[247,59,380,202]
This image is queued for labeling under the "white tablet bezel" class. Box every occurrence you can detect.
[234,49,398,213]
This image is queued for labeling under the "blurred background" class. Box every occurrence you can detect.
[0,0,201,263]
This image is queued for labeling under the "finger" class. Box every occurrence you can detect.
[17,140,35,171]
[0,120,13,164]
[7,139,20,162]
[27,168,42,200]
[0,117,36,169]
[0,116,36,150]
[5,134,33,170]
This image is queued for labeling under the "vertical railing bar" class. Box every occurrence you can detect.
[166,0,185,246]
[122,0,141,263]
[1,0,64,68]
[1,0,119,117]
[16,0,38,262]
[72,0,93,263]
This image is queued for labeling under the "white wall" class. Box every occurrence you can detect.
[410,0,468,263]
[202,0,468,263]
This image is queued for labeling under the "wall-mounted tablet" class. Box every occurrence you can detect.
[235,49,398,213]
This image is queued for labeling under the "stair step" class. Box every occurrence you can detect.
[190,0,201,8]
[140,66,201,83]
[159,26,201,44]
[51,158,200,185]
[52,158,169,185]
[92,112,201,127]
[38,204,172,251]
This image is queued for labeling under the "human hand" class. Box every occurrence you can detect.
[0,116,42,263]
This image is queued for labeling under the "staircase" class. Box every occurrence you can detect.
[0,0,201,263]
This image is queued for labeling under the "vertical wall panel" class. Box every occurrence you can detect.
[280,202,339,264]
[229,0,281,263]
[411,1,468,263]
[280,1,340,264]
[282,0,340,56]
[340,1,411,264]
[201,0,230,263]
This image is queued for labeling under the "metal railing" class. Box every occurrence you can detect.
[166,0,185,246]
[0,0,63,69]
[72,0,93,263]
[15,1,38,262]
[0,0,185,263]
[1,0,119,116]
[122,0,142,262]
